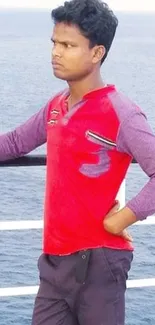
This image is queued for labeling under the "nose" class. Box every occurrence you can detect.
[52,43,62,59]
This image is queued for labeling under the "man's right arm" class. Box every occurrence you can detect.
[0,104,48,161]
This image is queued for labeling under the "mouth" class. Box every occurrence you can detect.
[52,61,63,68]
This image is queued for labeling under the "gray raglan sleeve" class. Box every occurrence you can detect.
[0,104,48,161]
[117,111,155,220]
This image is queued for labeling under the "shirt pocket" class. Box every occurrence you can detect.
[79,130,116,178]
[86,130,116,151]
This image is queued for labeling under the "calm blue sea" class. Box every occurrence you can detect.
[0,9,155,325]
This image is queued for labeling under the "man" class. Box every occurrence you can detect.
[0,0,155,324]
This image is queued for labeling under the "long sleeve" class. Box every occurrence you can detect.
[0,104,48,161]
[117,111,155,220]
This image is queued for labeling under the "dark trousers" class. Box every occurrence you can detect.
[32,247,133,325]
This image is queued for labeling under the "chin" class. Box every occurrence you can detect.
[53,71,68,80]
[53,69,81,82]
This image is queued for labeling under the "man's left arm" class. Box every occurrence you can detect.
[104,110,155,234]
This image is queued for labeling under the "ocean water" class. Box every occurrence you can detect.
[0,9,155,325]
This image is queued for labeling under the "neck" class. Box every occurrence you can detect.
[67,71,105,105]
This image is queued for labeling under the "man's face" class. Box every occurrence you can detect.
[51,22,98,81]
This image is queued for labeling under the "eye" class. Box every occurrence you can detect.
[64,43,73,49]
[51,39,55,47]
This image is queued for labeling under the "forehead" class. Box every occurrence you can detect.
[52,22,89,44]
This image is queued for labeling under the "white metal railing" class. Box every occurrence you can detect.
[0,182,155,298]
[0,216,155,231]
[1,278,155,298]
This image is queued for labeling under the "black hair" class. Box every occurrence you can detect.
[51,0,118,64]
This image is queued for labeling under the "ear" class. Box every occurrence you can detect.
[92,45,106,64]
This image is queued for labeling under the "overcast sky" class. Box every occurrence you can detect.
[0,0,155,11]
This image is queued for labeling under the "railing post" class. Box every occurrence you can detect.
[116,180,126,209]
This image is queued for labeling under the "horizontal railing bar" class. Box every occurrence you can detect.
[1,278,155,297]
[0,155,46,167]
[0,286,38,297]
[136,217,155,225]
[127,278,155,289]
[0,155,137,167]
[0,217,155,231]
[0,220,43,230]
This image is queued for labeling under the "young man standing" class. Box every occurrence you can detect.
[0,0,155,324]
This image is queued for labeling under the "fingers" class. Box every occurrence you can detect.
[124,234,133,242]
[120,230,133,242]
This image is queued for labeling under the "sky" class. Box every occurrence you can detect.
[0,0,155,12]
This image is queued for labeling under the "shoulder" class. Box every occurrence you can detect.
[107,88,146,124]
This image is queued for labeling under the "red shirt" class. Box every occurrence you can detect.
[44,86,133,255]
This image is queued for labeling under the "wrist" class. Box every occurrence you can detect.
[103,206,137,234]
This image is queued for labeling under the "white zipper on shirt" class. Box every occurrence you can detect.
[86,130,116,148]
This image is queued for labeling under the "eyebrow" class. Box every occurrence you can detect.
[51,37,77,46]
